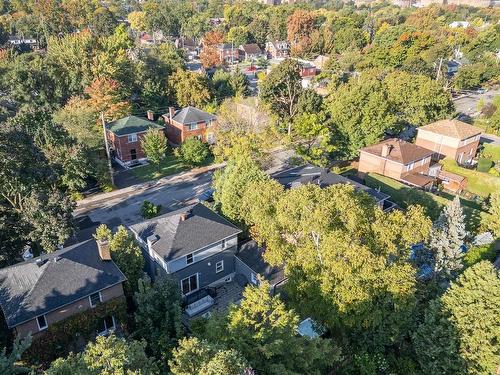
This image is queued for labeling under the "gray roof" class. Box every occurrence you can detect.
[168,106,217,125]
[0,240,126,328]
[106,115,164,136]
[236,241,285,286]
[272,164,390,203]
[129,203,241,262]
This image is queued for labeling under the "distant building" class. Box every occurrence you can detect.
[449,21,470,28]
[238,43,265,61]
[216,44,239,65]
[106,114,165,167]
[162,106,217,145]
[0,239,126,339]
[175,37,198,55]
[265,41,290,59]
[417,0,495,6]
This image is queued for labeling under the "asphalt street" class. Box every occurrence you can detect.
[453,89,499,117]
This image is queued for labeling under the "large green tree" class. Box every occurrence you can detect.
[413,261,500,375]
[141,130,167,172]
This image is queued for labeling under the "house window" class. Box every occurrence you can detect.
[128,133,138,143]
[206,120,213,128]
[37,315,48,331]
[406,162,415,171]
[250,273,258,285]
[89,292,101,307]
[188,123,198,131]
[186,253,194,265]
[216,260,224,273]
[181,274,198,295]
[98,315,115,336]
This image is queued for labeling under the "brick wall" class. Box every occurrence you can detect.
[359,152,432,181]
[107,130,166,163]
[164,117,216,145]
[14,283,125,339]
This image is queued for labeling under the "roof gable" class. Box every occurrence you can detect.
[0,240,126,328]
[106,116,163,136]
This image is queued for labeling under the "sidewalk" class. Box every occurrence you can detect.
[75,163,224,213]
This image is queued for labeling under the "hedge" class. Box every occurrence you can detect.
[477,158,493,173]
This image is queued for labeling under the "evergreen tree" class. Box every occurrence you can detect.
[429,196,467,281]
[0,335,31,375]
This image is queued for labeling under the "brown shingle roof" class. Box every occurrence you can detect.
[240,43,262,55]
[401,173,435,188]
[419,119,482,140]
[360,138,434,165]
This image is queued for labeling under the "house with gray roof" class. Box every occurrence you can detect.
[162,106,217,145]
[105,114,165,167]
[0,239,126,339]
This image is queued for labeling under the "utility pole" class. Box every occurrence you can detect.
[101,112,114,187]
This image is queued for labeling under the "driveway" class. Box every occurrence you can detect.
[453,89,499,117]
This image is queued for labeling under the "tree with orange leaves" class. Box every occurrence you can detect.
[287,9,317,57]
[200,30,225,68]
[84,78,131,121]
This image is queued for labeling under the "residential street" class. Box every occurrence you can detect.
[453,88,499,117]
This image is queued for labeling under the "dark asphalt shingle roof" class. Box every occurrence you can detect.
[106,115,164,136]
[129,203,241,262]
[236,241,285,286]
[272,165,390,203]
[169,106,217,125]
[0,240,126,328]
[240,43,262,55]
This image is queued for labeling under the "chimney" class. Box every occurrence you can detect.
[96,239,112,261]
[146,110,154,121]
[180,209,191,221]
[168,107,176,122]
[381,144,391,158]
[146,235,158,250]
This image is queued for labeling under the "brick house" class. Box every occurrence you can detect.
[300,61,317,78]
[415,119,482,165]
[0,239,126,339]
[358,138,436,189]
[162,106,217,145]
[106,115,165,167]
[216,44,239,65]
[238,43,265,61]
[265,41,290,59]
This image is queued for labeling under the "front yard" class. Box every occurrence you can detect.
[130,152,213,182]
[441,158,500,198]
[364,173,483,231]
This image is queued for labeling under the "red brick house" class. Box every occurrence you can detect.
[162,106,217,145]
[216,44,239,65]
[415,119,482,165]
[105,115,165,167]
[300,61,317,78]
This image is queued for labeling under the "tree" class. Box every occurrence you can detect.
[229,70,249,98]
[429,196,467,282]
[170,69,212,108]
[176,138,210,167]
[327,73,398,158]
[201,281,340,374]
[413,261,500,375]
[226,26,250,46]
[200,30,224,68]
[0,335,31,375]
[84,77,131,122]
[259,59,303,134]
[47,335,159,375]
[212,69,234,101]
[481,191,500,237]
[169,337,250,375]
[128,11,148,32]
[134,276,183,361]
[141,130,167,172]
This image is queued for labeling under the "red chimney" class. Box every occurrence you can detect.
[169,107,176,122]
[146,110,154,121]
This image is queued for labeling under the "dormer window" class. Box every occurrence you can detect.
[186,253,193,264]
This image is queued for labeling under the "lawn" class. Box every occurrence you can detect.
[482,143,500,162]
[364,173,482,231]
[130,153,213,182]
[441,159,500,198]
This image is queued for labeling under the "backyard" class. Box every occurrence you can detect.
[364,173,483,232]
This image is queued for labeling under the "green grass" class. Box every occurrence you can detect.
[441,159,500,198]
[130,152,212,182]
[364,173,482,231]
[482,143,500,162]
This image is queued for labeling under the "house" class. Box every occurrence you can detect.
[216,44,239,64]
[437,170,467,194]
[238,43,265,61]
[300,61,317,78]
[313,55,330,71]
[162,106,217,145]
[106,114,165,167]
[272,164,395,211]
[235,241,286,295]
[358,139,436,190]
[415,119,482,165]
[449,21,470,28]
[265,41,289,59]
[129,204,283,318]
[0,239,127,339]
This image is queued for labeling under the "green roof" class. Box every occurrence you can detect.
[106,116,163,136]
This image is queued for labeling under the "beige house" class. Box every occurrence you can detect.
[415,119,482,165]
[358,138,435,189]
[0,239,126,339]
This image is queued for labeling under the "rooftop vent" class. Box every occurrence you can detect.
[35,258,48,267]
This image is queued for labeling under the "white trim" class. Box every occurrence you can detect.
[36,315,48,331]
[187,123,198,131]
[181,273,199,295]
[98,315,116,336]
[215,260,224,273]
[127,133,138,143]
[89,291,102,308]
[186,253,194,265]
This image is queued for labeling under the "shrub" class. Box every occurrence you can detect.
[141,200,162,219]
[463,241,498,267]
[477,158,493,173]
[177,138,210,166]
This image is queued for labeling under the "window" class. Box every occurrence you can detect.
[469,148,473,155]
[406,162,415,171]
[222,239,226,249]
[181,274,198,295]
[188,123,198,131]
[216,260,224,273]
[250,273,258,285]
[99,315,115,336]
[89,292,101,307]
[37,315,48,331]
[128,133,137,143]
[206,120,213,128]
[186,253,194,265]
